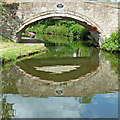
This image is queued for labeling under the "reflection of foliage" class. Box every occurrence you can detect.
[102,51,118,73]
[2,96,15,118]
[67,41,93,57]
[35,34,93,58]
[75,96,95,104]
[38,34,71,45]
[43,35,93,57]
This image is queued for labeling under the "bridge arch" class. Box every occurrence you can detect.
[16,11,104,46]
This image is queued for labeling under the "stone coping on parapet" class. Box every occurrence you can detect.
[0,0,119,5]
[0,1,119,10]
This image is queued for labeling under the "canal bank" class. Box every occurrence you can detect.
[0,36,46,64]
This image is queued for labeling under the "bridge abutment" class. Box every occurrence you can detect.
[15,32,22,43]
[90,31,105,47]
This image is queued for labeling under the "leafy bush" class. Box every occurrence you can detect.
[44,26,69,35]
[102,29,120,52]
[69,24,89,39]
[23,19,90,42]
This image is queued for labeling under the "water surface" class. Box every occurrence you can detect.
[1,35,119,118]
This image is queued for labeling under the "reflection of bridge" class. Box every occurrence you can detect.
[2,60,118,98]
[1,0,119,46]
[16,53,99,82]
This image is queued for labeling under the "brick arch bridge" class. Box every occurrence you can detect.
[1,0,119,46]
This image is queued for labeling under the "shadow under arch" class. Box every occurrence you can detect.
[16,11,104,46]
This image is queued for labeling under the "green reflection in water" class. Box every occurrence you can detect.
[102,51,119,74]
[17,34,99,82]
[2,96,15,118]
[35,34,94,58]
[36,34,71,45]
[75,96,96,104]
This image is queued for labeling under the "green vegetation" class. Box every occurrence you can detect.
[0,35,46,64]
[101,29,120,53]
[22,19,90,41]
[0,35,12,43]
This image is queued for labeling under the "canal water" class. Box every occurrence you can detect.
[1,35,119,118]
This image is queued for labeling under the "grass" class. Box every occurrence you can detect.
[0,36,46,64]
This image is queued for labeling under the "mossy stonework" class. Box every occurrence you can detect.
[0,0,119,47]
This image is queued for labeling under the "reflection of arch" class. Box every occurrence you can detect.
[16,11,103,46]
[2,61,118,98]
